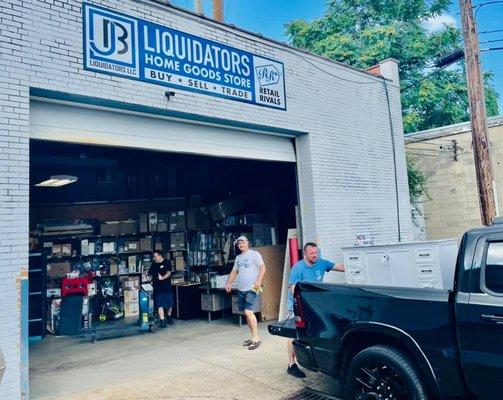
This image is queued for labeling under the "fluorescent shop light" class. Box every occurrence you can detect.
[35,175,78,187]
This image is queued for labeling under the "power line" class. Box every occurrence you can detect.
[479,29,503,35]
[479,38,503,44]
[401,62,454,92]
[481,47,503,51]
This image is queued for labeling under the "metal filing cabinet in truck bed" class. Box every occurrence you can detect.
[342,239,459,289]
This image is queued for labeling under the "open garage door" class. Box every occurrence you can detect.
[29,101,296,162]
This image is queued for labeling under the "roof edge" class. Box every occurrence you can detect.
[145,0,385,82]
[404,115,503,143]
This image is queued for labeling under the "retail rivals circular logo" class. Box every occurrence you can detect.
[255,65,281,86]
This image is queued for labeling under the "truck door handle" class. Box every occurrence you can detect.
[481,314,503,323]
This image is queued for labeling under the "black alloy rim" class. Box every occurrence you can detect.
[353,361,409,400]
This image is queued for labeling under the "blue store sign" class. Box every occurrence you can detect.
[83,3,286,110]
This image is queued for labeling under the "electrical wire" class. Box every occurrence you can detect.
[482,47,503,51]
[401,62,453,92]
[474,1,503,18]
[479,29,503,35]
[479,38,503,44]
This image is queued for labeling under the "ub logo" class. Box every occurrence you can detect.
[86,6,137,67]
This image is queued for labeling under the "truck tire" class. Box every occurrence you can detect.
[345,345,427,400]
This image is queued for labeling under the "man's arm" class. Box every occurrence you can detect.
[158,270,172,281]
[332,262,345,272]
[253,263,266,289]
[225,269,238,293]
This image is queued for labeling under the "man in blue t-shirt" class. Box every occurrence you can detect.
[286,242,345,379]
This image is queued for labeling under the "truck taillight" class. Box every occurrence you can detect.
[294,291,306,328]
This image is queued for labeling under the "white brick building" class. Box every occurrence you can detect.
[0,1,413,398]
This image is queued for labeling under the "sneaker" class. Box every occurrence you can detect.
[166,316,175,325]
[160,319,167,329]
[287,363,306,379]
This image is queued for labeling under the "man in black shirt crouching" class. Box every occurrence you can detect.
[148,250,174,328]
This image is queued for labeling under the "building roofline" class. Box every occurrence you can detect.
[145,0,386,82]
[404,115,503,143]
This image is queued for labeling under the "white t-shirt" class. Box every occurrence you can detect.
[233,249,264,291]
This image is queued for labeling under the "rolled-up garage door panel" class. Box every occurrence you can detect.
[30,101,296,163]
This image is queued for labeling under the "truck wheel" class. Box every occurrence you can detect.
[345,345,427,400]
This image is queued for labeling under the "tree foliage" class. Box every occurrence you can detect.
[285,0,499,134]
[407,156,429,226]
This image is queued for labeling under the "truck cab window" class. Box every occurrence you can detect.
[485,242,503,294]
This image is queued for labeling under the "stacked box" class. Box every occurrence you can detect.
[148,211,158,232]
[170,232,186,250]
[122,276,140,317]
[157,214,169,232]
[169,210,186,231]
[47,262,71,279]
[139,213,148,233]
[140,237,152,251]
[100,221,120,235]
[119,220,138,234]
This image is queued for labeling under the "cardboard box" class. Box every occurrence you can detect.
[170,232,186,250]
[51,244,62,256]
[148,211,158,232]
[139,213,148,233]
[124,240,140,252]
[100,221,120,236]
[140,237,152,251]
[175,256,185,271]
[61,243,72,256]
[122,276,140,291]
[128,255,137,272]
[255,245,286,321]
[124,302,139,317]
[47,262,72,279]
[154,240,163,251]
[201,293,231,312]
[124,290,139,302]
[120,220,138,235]
[157,222,168,232]
[109,260,118,275]
[169,210,186,231]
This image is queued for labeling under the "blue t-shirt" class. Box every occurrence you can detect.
[287,258,334,311]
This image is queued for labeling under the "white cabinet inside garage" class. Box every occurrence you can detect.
[343,239,459,290]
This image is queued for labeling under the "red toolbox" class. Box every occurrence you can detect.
[61,276,90,297]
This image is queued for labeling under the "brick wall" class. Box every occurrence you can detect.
[406,117,503,240]
[0,1,413,397]
[0,1,30,398]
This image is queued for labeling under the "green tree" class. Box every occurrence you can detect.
[285,0,499,134]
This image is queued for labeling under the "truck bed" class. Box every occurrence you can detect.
[278,282,456,377]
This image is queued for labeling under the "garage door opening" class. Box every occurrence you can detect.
[28,139,298,344]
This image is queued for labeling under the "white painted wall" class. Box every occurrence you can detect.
[0,1,413,397]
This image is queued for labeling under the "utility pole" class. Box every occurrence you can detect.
[213,0,223,22]
[194,0,203,14]
[459,0,496,226]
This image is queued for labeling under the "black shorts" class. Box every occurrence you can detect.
[154,291,173,309]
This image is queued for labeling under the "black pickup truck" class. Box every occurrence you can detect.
[269,222,503,400]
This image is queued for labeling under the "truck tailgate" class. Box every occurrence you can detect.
[268,318,296,338]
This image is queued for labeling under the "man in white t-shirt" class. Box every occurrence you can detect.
[225,236,266,350]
